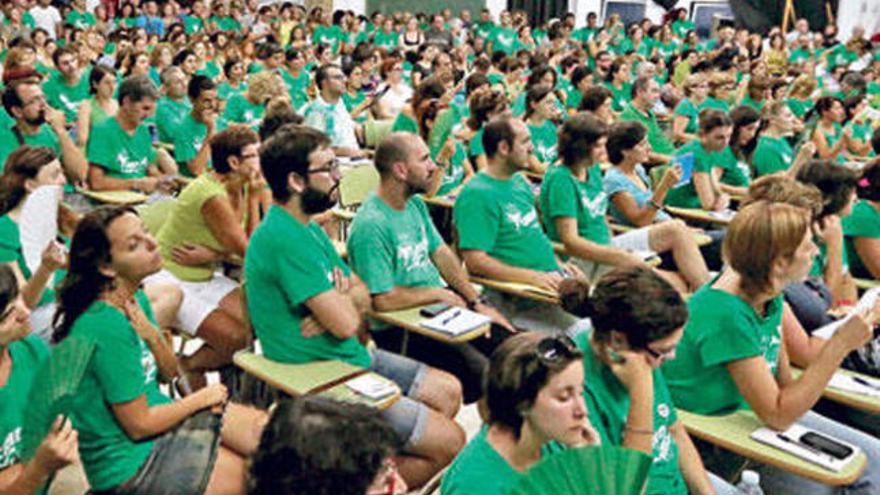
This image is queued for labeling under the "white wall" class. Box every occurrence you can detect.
[335,0,366,15]
[568,0,727,28]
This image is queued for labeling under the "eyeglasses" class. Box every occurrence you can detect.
[535,335,579,364]
[643,345,675,361]
[308,159,340,175]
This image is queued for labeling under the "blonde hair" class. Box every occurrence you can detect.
[743,175,823,219]
[682,73,706,97]
[247,71,285,105]
[723,201,812,296]
[788,75,817,99]
[708,72,735,98]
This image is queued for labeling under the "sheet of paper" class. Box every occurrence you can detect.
[751,423,859,472]
[827,372,880,398]
[814,288,880,340]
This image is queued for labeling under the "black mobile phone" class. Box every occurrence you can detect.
[799,432,854,460]
[420,302,451,318]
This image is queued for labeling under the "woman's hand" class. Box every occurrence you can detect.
[171,243,221,266]
[40,240,68,272]
[192,383,229,410]
[608,350,654,393]
[833,300,880,352]
[657,164,682,191]
[32,416,79,475]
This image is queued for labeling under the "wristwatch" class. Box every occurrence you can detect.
[466,295,487,310]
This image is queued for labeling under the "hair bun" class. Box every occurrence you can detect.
[558,277,592,318]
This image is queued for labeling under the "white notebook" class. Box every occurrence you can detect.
[345,374,398,400]
[751,423,860,472]
[827,372,880,398]
[420,308,491,336]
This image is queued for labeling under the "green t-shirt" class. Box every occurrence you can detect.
[673,98,699,135]
[312,24,345,53]
[436,142,468,196]
[86,118,155,179]
[347,194,444,294]
[65,10,96,29]
[698,97,731,114]
[528,119,558,165]
[281,69,311,112]
[619,103,675,156]
[440,426,523,495]
[154,96,192,144]
[172,114,227,175]
[572,330,686,495]
[843,200,880,277]
[473,21,495,41]
[390,111,418,134]
[0,215,59,306]
[571,26,596,44]
[195,62,220,81]
[0,335,49,471]
[217,81,246,101]
[222,93,264,128]
[715,146,750,188]
[156,174,229,281]
[752,135,794,177]
[662,278,783,415]
[489,26,517,55]
[786,98,812,119]
[467,128,485,159]
[603,81,632,113]
[244,205,371,367]
[374,30,399,50]
[69,291,171,491]
[454,172,559,272]
[0,123,61,169]
[539,164,611,246]
[740,95,764,112]
[671,19,695,38]
[210,15,241,32]
[43,69,90,122]
[182,15,204,34]
[665,140,719,208]
[342,90,367,123]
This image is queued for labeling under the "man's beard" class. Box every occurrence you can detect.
[24,110,45,127]
[404,174,429,196]
[301,183,339,215]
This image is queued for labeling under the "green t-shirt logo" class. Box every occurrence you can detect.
[115,150,148,176]
[0,427,21,469]
[535,142,557,164]
[761,329,782,375]
[139,340,158,385]
[396,231,431,273]
[580,189,608,217]
[503,204,539,232]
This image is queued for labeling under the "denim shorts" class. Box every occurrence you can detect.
[95,410,222,495]
[370,348,430,449]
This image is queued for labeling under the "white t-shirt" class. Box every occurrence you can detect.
[303,94,359,150]
[29,5,62,38]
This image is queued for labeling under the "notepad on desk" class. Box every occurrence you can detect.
[813,288,880,340]
[751,423,860,472]
[420,308,490,336]
[828,372,880,398]
[345,374,398,400]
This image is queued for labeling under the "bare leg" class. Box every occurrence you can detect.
[411,367,462,419]
[394,408,465,488]
[184,291,251,374]
[203,447,247,495]
[143,282,183,330]
[649,220,710,291]
[220,402,269,457]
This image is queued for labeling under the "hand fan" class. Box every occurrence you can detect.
[20,185,62,274]
[509,446,652,495]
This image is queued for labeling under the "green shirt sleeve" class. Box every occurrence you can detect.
[92,311,148,404]
[697,311,765,368]
[543,172,578,220]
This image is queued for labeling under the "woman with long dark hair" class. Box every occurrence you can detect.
[52,206,267,495]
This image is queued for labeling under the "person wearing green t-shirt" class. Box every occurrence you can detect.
[423,106,474,197]
[373,19,400,50]
[65,0,95,29]
[154,66,192,144]
[663,200,880,494]
[442,332,608,495]
[525,85,560,172]
[811,95,850,162]
[843,165,880,279]
[455,117,580,332]
[222,71,283,130]
[42,46,90,123]
[665,110,735,211]
[312,22,345,54]
[487,16,517,56]
[248,124,465,488]
[560,268,737,495]
[53,207,267,495]
[601,58,632,113]
[0,146,69,342]
[751,100,815,178]
[671,73,709,144]
[619,76,674,162]
[0,78,87,181]
[217,58,247,104]
[280,47,311,113]
[173,75,227,177]
[87,75,178,192]
[347,133,513,404]
[0,264,80,495]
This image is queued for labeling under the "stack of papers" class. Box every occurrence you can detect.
[345,374,398,400]
[420,308,491,336]
[751,423,859,472]
[813,288,880,340]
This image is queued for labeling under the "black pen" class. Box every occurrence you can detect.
[852,375,880,391]
[442,310,462,326]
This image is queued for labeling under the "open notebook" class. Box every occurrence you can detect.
[420,308,491,336]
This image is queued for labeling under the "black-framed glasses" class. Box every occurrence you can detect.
[308,159,340,175]
[535,335,579,364]
[642,344,675,361]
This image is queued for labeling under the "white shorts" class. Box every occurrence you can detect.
[571,227,654,283]
[144,269,238,336]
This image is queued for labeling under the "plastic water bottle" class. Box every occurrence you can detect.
[735,470,764,495]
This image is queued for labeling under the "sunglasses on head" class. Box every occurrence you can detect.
[535,335,579,364]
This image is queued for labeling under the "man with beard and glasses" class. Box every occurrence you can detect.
[0,76,87,180]
[302,64,367,159]
[245,124,465,490]
[346,133,515,405]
